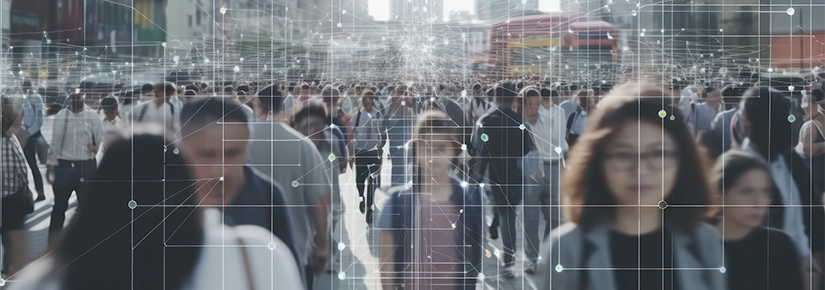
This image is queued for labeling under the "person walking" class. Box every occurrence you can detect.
[21,81,47,201]
[46,93,103,246]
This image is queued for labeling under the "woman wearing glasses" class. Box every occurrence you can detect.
[536,83,725,290]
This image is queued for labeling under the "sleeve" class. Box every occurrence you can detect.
[47,110,67,166]
[302,141,332,204]
[377,193,402,230]
[92,112,104,152]
[710,111,724,131]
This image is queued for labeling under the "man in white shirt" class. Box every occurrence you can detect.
[133,82,179,129]
[738,87,824,285]
[46,93,103,245]
[349,91,385,225]
[22,84,47,201]
[686,86,722,136]
[520,88,568,273]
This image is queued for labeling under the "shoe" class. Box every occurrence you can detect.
[489,225,499,240]
[366,208,373,225]
[35,194,46,202]
[359,197,366,214]
[524,259,537,275]
[502,261,516,278]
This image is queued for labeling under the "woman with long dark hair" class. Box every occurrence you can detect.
[536,83,724,290]
[378,110,484,290]
[711,151,802,290]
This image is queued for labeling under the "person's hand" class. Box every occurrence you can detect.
[801,255,822,290]
[311,246,331,274]
[46,166,55,185]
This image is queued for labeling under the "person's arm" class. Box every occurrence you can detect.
[800,122,825,156]
[311,192,331,273]
[47,110,67,166]
[710,111,724,131]
[91,112,104,155]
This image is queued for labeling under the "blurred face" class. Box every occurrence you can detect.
[705,90,721,107]
[181,123,249,205]
[416,134,458,177]
[602,121,680,206]
[299,89,311,101]
[103,110,119,121]
[293,115,326,149]
[362,96,374,110]
[523,95,541,122]
[722,169,772,228]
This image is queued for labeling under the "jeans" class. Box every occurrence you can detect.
[23,131,45,195]
[523,160,561,261]
[495,205,518,265]
[355,153,381,214]
[50,159,97,240]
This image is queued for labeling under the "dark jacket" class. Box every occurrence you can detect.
[471,107,533,205]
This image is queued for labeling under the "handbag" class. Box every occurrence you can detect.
[2,185,35,224]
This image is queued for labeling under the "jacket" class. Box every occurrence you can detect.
[536,222,726,290]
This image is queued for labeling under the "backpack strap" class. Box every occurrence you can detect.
[137,103,150,122]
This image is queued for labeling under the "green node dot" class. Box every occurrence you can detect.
[788,115,796,123]
[480,133,489,142]
[328,153,337,162]
[658,109,667,118]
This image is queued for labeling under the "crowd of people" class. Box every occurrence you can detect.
[0,75,823,290]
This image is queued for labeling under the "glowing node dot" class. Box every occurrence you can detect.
[658,110,667,118]
[459,208,464,213]
[164,146,168,152]
[342,10,347,14]
[669,115,676,121]
[555,265,564,272]
[787,7,795,15]
[555,147,562,154]
[292,180,299,188]
[485,251,492,258]
[519,124,525,130]
[657,200,668,210]
[128,200,137,209]
[268,242,277,250]
[80,177,84,182]
[477,273,485,280]
[461,144,467,151]
[328,153,337,161]
[720,266,726,273]
[451,223,456,229]
[219,176,224,181]
[460,181,468,188]
[173,148,179,155]
[480,133,489,142]
[338,243,346,251]
[220,7,227,14]
[0,278,5,286]
[338,272,346,280]
[788,115,796,123]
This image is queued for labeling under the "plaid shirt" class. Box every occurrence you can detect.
[2,134,28,197]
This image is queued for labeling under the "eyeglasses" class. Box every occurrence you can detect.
[603,150,679,170]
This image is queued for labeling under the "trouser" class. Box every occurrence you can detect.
[355,153,381,212]
[388,144,406,187]
[524,160,561,261]
[23,131,45,195]
[495,205,518,265]
[49,159,97,241]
